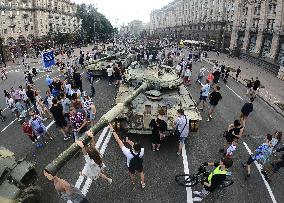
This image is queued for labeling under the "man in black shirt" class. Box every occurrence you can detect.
[193,158,233,201]
[73,71,83,92]
[253,77,261,94]
[236,66,241,81]
[207,85,222,121]
[240,97,254,128]
[26,85,38,113]
[50,98,71,141]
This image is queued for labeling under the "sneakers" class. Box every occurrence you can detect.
[152,147,155,152]
[193,191,202,196]
[156,148,160,151]
[64,136,71,141]
[193,197,203,202]
[176,152,180,156]
[141,182,146,189]
[108,178,113,184]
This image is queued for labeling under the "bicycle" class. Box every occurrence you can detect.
[175,164,234,188]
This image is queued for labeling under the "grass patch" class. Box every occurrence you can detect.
[275,103,284,112]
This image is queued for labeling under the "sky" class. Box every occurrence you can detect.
[73,0,173,27]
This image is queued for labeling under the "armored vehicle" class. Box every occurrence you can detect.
[0,147,39,203]
[115,64,202,135]
[87,50,136,76]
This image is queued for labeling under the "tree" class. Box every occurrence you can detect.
[76,4,114,42]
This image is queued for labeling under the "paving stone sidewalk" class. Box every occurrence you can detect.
[203,51,284,116]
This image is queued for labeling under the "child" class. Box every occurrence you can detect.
[226,140,237,159]
[20,120,43,147]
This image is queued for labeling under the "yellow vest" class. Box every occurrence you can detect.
[208,165,227,184]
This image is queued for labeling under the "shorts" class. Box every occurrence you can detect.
[179,137,188,144]
[128,166,143,174]
[199,95,207,101]
[209,103,217,109]
[247,155,255,165]
[55,119,67,128]
[240,112,248,119]
[88,109,95,121]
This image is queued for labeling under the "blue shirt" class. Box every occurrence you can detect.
[46,77,53,86]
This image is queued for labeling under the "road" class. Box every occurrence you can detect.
[0,51,283,203]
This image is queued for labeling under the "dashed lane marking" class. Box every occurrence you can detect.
[182,145,193,203]
[243,142,277,203]
[226,85,244,101]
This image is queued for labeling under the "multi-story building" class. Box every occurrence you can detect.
[0,0,81,45]
[150,0,236,50]
[128,20,143,36]
[230,0,284,72]
[150,0,284,72]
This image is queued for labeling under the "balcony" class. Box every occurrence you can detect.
[9,24,16,28]
[23,13,29,18]
[55,16,59,19]
[22,0,28,2]
[263,27,273,34]
[48,15,53,19]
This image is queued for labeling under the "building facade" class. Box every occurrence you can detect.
[150,0,284,71]
[0,0,81,45]
[150,0,236,50]
[230,0,284,71]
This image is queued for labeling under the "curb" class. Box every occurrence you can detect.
[201,58,284,118]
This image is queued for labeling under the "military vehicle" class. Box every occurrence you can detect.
[114,64,202,135]
[86,50,136,76]
[0,146,40,203]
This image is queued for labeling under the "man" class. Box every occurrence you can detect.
[106,65,113,85]
[196,66,206,83]
[173,109,190,156]
[192,158,233,201]
[253,77,260,95]
[50,98,71,141]
[110,124,146,188]
[240,97,254,128]
[236,66,241,81]
[59,93,71,119]
[207,85,222,121]
[242,134,273,177]
[26,85,38,112]
[212,68,221,84]
[46,75,53,92]
[196,79,211,110]
[73,71,83,92]
[44,170,89,203]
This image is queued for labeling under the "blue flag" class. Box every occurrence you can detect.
[42,51,55,68]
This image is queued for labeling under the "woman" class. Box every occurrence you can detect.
[76,130,112,184]
[183,67,192,85]
[149,109,167,152]
[220,120,243,154]
[35,91,51,120]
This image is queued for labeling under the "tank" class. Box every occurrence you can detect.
[115,64,202,135]
[86,50,136,76]
[0,146,40,203]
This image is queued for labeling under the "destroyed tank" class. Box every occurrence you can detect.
[115,64,202,135]
[0,146,40,203]
[87,50,136,76]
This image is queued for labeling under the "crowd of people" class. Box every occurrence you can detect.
[0,38,283,203]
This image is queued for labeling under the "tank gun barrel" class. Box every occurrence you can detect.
[45,82,148,175]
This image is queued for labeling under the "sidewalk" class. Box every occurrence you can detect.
[203,52,284,116]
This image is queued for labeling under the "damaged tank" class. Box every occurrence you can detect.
[86,50,136,76]
[115,64,202,135]
[0,146,40,203]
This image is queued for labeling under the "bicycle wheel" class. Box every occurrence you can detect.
[220,178,234,188]
[175,174,198,187]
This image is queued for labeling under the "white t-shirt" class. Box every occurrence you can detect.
[226,144,237,157]
[82,154,101,180]
[175,115,190,138]
[106,67,113,77]
[122,146,144,167]
[19,89,28,101]
[201,84,210,97]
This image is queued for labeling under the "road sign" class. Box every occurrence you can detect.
[42,51,55,68]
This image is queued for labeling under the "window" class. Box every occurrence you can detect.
[1,11,4,16]
[4,29,7,34]
[31,26,33,30]
[17,11,19,15]
[145,105,151,114]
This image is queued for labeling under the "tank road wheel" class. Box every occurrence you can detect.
[190,121,198,132]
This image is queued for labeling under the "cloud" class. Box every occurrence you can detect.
[73,0,173,26]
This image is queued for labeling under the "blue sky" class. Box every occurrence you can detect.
[73,0,173,27]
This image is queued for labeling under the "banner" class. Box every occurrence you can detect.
[42,51,55,68]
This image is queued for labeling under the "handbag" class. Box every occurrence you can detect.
[174,116,187,138]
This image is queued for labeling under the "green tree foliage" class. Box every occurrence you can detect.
[76,4,114,42]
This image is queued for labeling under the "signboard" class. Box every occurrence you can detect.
[42,51,55,68]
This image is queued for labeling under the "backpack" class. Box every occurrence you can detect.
[31,118,44,134]
[129,150,143,170]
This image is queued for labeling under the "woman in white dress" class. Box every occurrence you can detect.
[76,130,112,183]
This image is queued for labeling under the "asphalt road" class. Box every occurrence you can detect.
[0,51,283,203]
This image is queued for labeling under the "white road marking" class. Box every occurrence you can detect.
[226,85,244,101]
[243,142,277,203]
[46,120,55,129]
[182,145,193,203]
[1,118,17,133]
